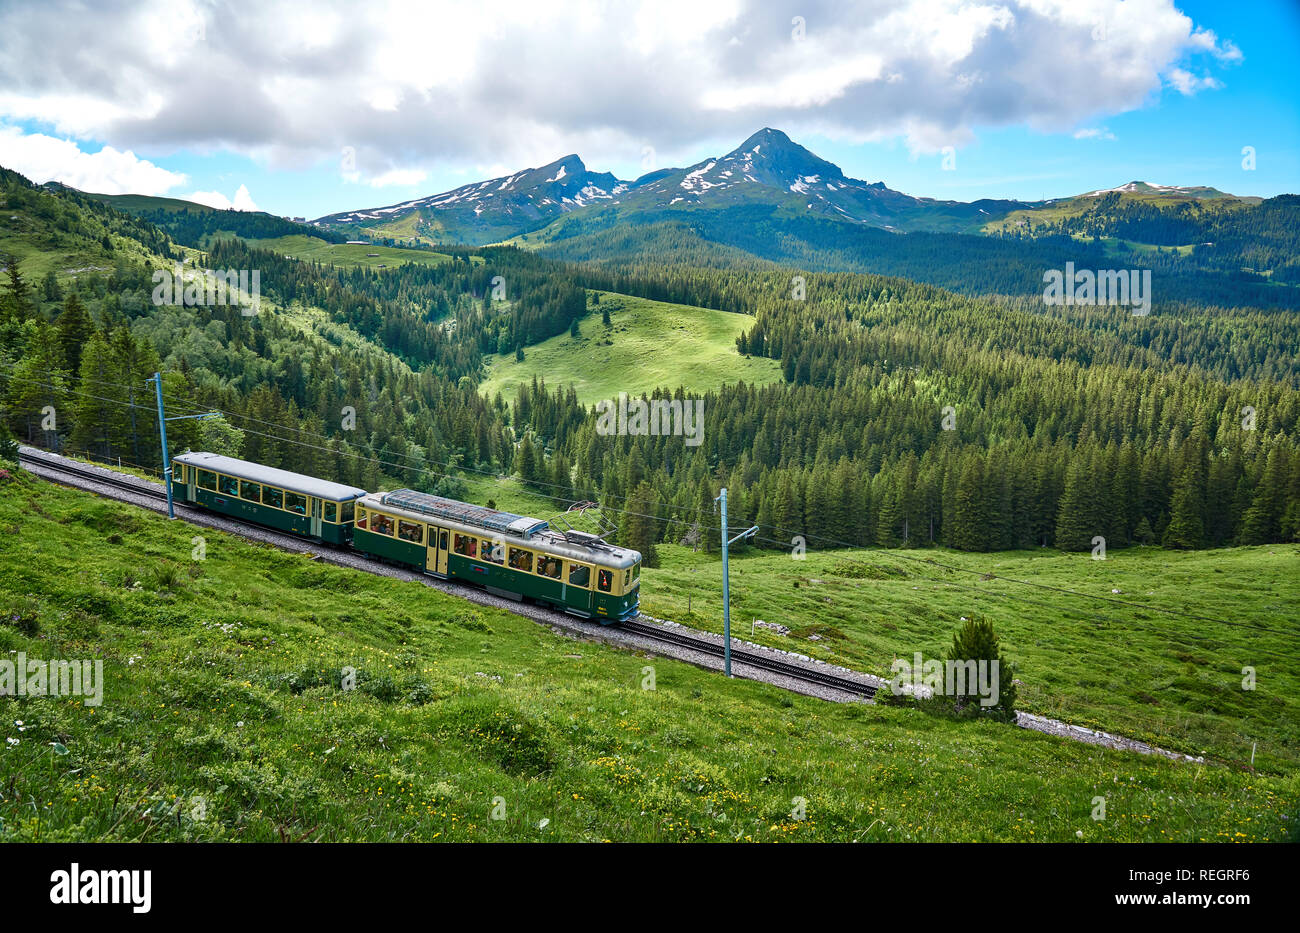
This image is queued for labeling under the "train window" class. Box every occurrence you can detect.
[285,492,307,515]
[218,474,239,496]
[240,480,261,502]
[263,486,283,509]
[341,502,355,524]
[482,538,503,564]
[371,512,393,536]
[440,531,448,550]
[454,533,477,557]
[624,568,632,587]
[632,564,640,581]
[538,555,561,579]
[508,547,533,572]
[568,563,590,587]
[598,569,613,592]
[397,520,424,544]
[175,464,185,482]
[323,501,337,523]
[355,508,367,530]
[198,470,216,490]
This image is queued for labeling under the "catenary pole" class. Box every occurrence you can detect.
[715,486,758,678]
[146,372,218,519]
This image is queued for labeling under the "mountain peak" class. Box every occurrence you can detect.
[1081,180,1238,199]
[540,153,585,173]
[738,127,794,149]
[715,127,844,187]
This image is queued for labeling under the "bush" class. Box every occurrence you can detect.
[944,616,1017,723]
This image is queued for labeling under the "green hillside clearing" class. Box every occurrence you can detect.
[479,291,782,406]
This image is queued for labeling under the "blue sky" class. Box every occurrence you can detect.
[0,0,1295,218]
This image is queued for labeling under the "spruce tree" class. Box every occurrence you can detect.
[56,293,93,379]
[1163,463,1206,549]
[1055,456,1099,551]
[944,616,1017,722]
[624,481,660,567]
[950,455,988,551]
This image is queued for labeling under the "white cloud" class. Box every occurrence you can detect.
[1167,67,1222,96]
[184,184,260,211]
[365,168,428,188]
[0,125,186,193]
[0,0,1242,173]
[1073,127,1117,140]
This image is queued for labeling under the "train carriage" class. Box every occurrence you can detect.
[351,488,641,623]
[170,452,368,546]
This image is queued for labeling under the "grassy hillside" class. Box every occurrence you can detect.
[982,189,1260,235]
[0,178,172,282]
[381,452,1300,775]
[0,471,1293,843]
[479,291,783,406]
[637,543,1300,773]
[248,234,457,270]
[82,192,218,214]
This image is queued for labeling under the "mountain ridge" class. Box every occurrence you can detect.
[311,128,1263,245]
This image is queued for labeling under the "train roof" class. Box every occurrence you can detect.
[174,452,369,501]
[360,489,641,568]
[380,488,547,537]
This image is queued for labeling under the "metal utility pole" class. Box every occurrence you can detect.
[146,372,217,519]
[715,487,758,678]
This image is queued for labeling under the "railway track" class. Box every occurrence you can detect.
[19,450,171,501]
[619,619,878,698]
[18,448,880,700]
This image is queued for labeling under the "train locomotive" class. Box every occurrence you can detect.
[170,451,641,623]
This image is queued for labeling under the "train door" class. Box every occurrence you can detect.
[186,466,196,502]
[310,498,323,538]
[427,525,449,576]
[567,562,594,615]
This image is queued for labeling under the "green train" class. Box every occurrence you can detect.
[170,451,641,623]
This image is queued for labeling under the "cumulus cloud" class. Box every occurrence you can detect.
[1167,67,1223,96]
[0,0,1240,175]
[184,184,260,211]
[0,126,187,193]
[365,168,428,188]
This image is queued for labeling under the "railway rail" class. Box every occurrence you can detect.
[619,620,877,697]
[17,448,879,700]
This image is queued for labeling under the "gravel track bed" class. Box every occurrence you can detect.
[18,447,1205,762]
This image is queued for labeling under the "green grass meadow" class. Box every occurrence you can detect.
[0,469,1294,842]
[249,234,457,270]
[479,291,783,406]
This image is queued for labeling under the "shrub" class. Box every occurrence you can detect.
[944,616,1017,723]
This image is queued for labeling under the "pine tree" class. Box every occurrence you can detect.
[4,321,68,443]
[56,293,94,379]
[874,475,902,547]
[695,479,718,553]
[944,616,1017,722]
[41,270,62,302]
[514,432,537,483]
[624,481,660,567]
[950,455,988,551]
[1238,446,1287,544]
[1055,456,1099,551]
[1163,463,1206,549]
